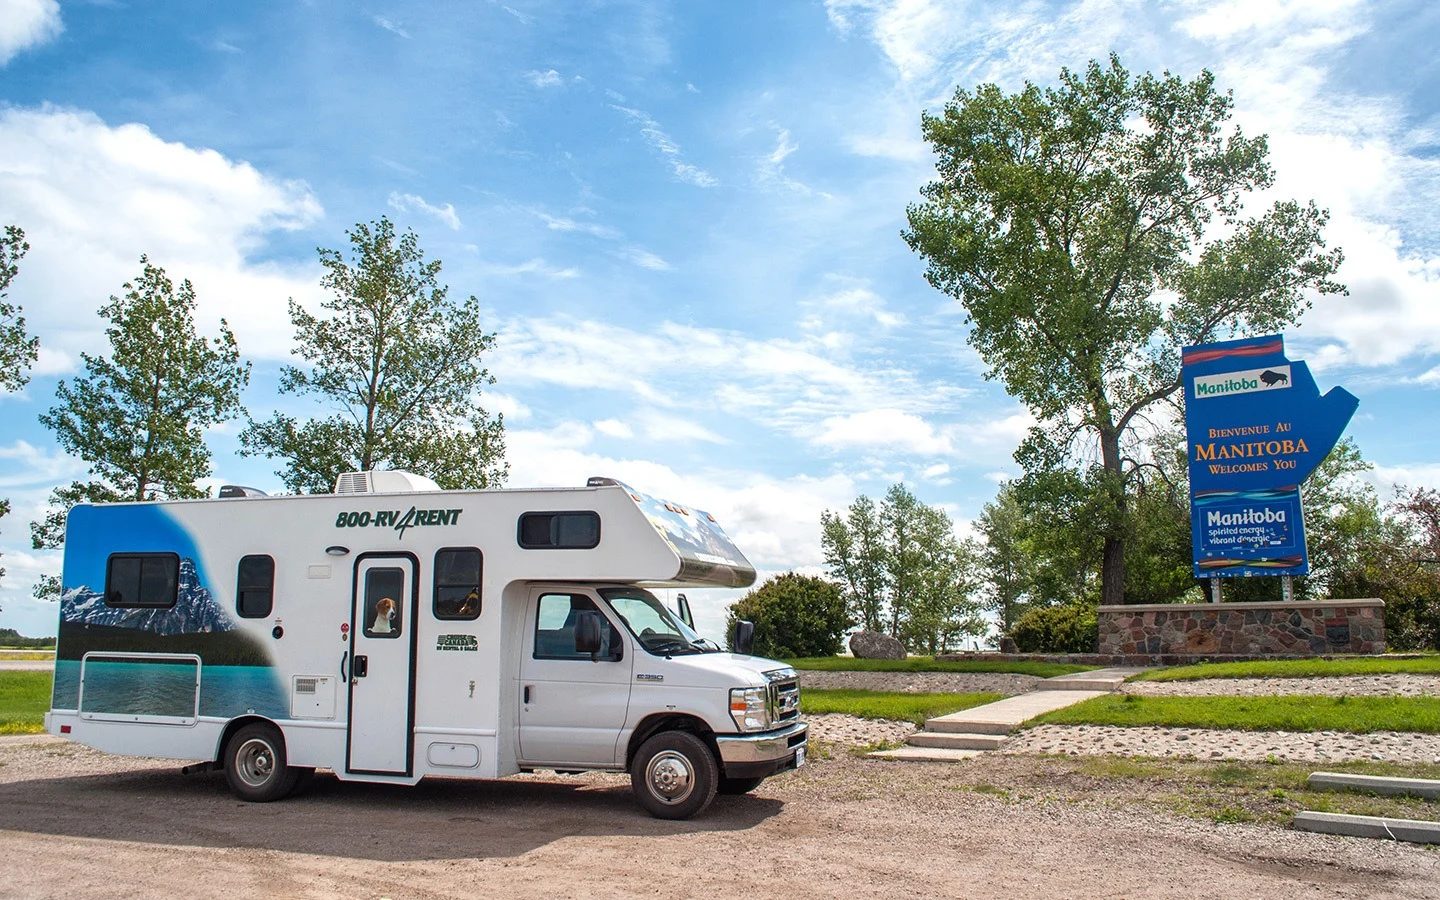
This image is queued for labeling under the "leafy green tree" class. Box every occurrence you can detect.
[821,483,985,652]
[904,55,1345,605]
[241,217,507,492]
[725,572,851,658]
[0,225,39,594]
[0,226,38,392]
[31,258,249,597]
[820,495,886,632]
[975,483,1036,632]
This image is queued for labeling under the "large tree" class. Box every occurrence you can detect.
[241,217,507,493]
[32,257,249,596]
[0,225,39,596]
[821,483,983,652]
[905,55,1345,605]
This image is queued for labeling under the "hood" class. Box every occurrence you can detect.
[629,651,793,689]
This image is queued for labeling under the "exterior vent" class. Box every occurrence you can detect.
[586,476,620,487]
[218,485,268,498]
[295,677,318,695]
[335,471,374,494]
[334,470,442,494]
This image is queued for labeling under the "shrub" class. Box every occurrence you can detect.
[1008,603,1098,653]
[725,573,852,658]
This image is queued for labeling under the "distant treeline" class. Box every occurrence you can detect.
[57,622,270,667]
[0,628,55,649]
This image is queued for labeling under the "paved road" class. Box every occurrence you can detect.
[0,660,54,672]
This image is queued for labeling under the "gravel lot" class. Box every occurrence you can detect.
[3,734,1438,899]
[797,670,1043,695]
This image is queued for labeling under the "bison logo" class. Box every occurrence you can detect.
[1260,370,1289,387]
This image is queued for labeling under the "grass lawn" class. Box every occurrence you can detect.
[1136,655,1440,682]
[0,671,52,734]
[0,651,56,660]
[1032,694,1440,733]
[801,688,1000,725]
[785,656,1097,678]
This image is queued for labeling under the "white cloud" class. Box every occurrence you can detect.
[526,69,564,88]
[618,246,671,271]
[813,408,954,456]
[1175,0,1363,41]
[387,191,462,230]
[534,211,620,239]
[610,105,718,187]
[471,257,578,279]
[800,278,906,330]
[922,462,950,479]
[594,418,633,439]
[0,106,324,365]
[371,15,411,39]
[487,0,533,25]
[0,0,61,66]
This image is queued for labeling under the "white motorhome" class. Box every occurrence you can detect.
[44,473,806,819]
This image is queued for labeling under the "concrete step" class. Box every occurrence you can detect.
[907,732,1008,751]
[1308,772,1440,800]
[868,747,984,762]
[1043,667,1147,691]
[925,717,1012,735]
[1293,811,1440,844]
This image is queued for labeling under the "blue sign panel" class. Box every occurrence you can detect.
[1181,335,1358,577]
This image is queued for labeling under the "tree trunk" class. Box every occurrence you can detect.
[1098,426,1127,606]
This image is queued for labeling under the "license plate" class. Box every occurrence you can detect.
[794,746,806,768]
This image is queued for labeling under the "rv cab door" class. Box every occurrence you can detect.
[518,589,633,766]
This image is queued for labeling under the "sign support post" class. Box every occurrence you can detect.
[1209,575,1221,604]
[1281,574,1294,602]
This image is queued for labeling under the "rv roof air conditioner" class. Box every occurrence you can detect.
[218,485,268,498]
[334,470,442,494]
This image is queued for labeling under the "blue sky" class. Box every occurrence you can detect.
[1,0,1438,640]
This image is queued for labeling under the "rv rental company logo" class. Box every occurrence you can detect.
[335,506,463,539]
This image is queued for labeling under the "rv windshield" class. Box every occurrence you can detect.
[599,587,716,656]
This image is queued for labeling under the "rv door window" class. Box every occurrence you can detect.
[433,547,482,620]
[517,511,601,549]
[236,555,275,618]
[363,567,405,638]
[104,553,179,609]
[533,593,620,660]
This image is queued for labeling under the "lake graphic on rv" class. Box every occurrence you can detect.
[53,660,288,720]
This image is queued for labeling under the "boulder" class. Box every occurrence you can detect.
[849,630,906,660]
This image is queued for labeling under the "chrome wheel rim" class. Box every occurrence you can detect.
[235,737,277,787]
[645,750,695,805]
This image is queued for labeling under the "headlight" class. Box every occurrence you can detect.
[729,687,772,732]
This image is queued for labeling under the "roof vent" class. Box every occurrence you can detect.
[586,476,620,487]
[218,485,268,499]
[334,470,441,494]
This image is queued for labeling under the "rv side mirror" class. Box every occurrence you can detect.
[731,620,755,656]
[677,593,694,629]
[575,611,603,656]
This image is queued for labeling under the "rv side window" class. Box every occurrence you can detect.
[236,555,275,618]
[104,553,180,609]
[517,511,601,549]
[364,567,404,639]
[433,548,482,620]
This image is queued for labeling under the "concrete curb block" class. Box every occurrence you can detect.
[1293,811,1440,844]
[1308,772,1440,799]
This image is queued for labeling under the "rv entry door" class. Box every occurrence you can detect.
[346,555,417,775]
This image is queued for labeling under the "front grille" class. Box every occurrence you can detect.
[764,668,801,724]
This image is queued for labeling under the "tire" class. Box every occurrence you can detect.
[630,731,718,820]
[717,775,765,795]
[224,723,302,802]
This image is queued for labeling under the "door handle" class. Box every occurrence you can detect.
[353,655,369,678]
[523,684,532,704]
[340,650,349,683]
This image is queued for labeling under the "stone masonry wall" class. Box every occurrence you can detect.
[1098,599,1385,658]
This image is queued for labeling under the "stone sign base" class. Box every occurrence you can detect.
[1098,599,1385,658]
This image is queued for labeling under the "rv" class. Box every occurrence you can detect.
[44,473,807,820]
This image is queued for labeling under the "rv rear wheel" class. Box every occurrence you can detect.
[224,723,304,802]
[630,731,718,820]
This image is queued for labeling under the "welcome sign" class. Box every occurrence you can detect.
[1181,335,1358,577]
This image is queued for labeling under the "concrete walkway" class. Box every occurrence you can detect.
[870,668,1141,762]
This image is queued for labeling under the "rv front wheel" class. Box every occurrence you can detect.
[224,723,302,802]
[630,731,717,820]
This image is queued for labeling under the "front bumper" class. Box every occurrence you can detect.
[714,721,808,779]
